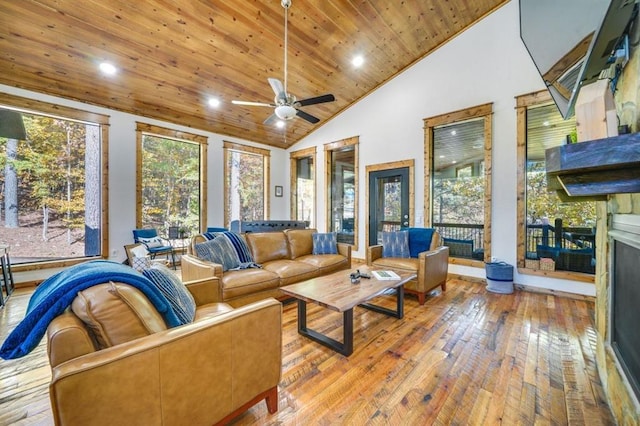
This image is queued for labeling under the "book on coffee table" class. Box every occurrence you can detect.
[372,270,401,281]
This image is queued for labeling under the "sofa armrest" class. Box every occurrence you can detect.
[50,298,283,426]
[184,277,222,305]
[337,243,352,264]
[367,245,383,265]
[181,253,223,282]
[417,246,449,292]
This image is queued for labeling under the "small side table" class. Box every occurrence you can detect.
[0,245,15,307]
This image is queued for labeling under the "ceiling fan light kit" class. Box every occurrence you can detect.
[232,0,335,127]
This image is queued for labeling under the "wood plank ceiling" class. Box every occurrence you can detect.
[0,0,508,149]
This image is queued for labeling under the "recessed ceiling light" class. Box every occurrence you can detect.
[352,55,364,67]
[452,160,457,164]
[276,120,285,129]
[99,62,117,75]
[543,121,550,126]
[439,155,445,159]
[208,98,220,108]
[451,130,457,136]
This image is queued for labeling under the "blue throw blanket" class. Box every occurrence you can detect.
[0,260,181,360]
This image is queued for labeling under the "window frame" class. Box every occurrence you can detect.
[135,122,208,233]
[223,141,270,228]
[0,92,109,272]
[423,103,493,267]
[325,136,359,251]
[290,146,316,228]
[515,90,595,283]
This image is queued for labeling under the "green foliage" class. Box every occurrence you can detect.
[141,136,201,235]
[433,176,485,224]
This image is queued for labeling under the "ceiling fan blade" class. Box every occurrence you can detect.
[263,113,280,126]
[231,100,273,107]
[296,109,320,124]
[296,94,335,107]
[268,78,286,100]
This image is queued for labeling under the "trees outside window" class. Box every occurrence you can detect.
[0,94,108,266]
[224,142,270,227]
[136,123,207,238]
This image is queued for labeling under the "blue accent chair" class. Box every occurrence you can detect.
[206,227,228,233]
[132,228,176,269]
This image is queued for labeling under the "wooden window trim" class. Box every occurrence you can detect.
[223,141,270,227]
[423,103,493,267]
[515,90,594,283]
[0,92,110,272]
[135,122,208,232]
[290,146,317,227]
[324,136,359,251]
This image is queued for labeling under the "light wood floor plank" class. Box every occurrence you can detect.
[0,279,616,425]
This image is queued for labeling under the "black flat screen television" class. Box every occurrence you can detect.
[519,0,636,119]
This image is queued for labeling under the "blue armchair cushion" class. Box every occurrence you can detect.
[382,231,410,258]
[404,227,435,258]
[312,232,338,255]
[142,263,196,325]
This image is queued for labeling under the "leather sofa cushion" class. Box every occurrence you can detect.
[261,259,318,286]
[221,269,280,300]
[245,232,290,264]
[284,228,316,259]
[296,254,350,275]
[370,256,419,272]
[71,282,167,349]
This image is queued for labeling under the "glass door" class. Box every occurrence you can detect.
[369,168,410,245]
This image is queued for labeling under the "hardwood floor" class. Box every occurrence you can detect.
[0,279,615,425]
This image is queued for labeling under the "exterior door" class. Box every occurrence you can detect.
[369,167,410,246]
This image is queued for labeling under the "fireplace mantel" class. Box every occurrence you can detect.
[545,133,640,200]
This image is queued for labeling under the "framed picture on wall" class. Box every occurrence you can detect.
[275,185,283,197]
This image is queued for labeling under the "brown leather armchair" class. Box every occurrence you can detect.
[367,231,449,305]
[46,277,282,426]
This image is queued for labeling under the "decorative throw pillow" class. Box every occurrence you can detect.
[130,244,149,258]
[406,227,435,258]
[142,263,196,325]
[138,236,164,248]
[194,236,240,271]
[382,231,410,258]
[131,256,151,272]
[312,232,338,255]
[221,231,254,263]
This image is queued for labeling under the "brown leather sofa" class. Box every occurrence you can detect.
[181,229,351,307]
[46,277,282,426]
[367,231,449,305]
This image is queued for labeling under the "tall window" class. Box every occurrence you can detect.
[290,147,316,228]
[136,123,207,237]
[424,103,492,265]
[325,136,359,249]
[224,142,270,227]
[0,93,108,267]
[516,91,596,277]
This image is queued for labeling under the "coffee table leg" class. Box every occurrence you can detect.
[296,299,354,356]
[359,285,405,319]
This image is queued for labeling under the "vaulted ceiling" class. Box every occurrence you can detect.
[0,0,508,149]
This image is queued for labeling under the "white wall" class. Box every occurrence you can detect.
[0,84,289,269]
[290,1,596,296]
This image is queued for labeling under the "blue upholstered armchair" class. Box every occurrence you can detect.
[132,228,176,268]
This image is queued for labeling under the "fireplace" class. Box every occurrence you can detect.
[608,214,640,405]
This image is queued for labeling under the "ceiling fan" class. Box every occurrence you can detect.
[232,0,335,126]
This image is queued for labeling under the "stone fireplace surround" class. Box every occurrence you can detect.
[595,196,640,422]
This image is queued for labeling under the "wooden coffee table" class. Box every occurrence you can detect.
[281,266,416,356]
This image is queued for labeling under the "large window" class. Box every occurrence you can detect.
[424,104,492,265]
[290,147,316,228]
[224,141,270,227]
[516,91,596,278]
[136,123,207,237]
[325,137,359,249]
[0,93,108,267]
